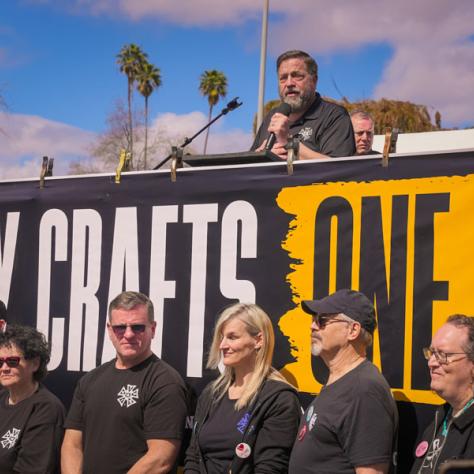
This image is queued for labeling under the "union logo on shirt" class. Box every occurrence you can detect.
[1,428,21,449]
[297,127,313,141]
[117,384,139,407]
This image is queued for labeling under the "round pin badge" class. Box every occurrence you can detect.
[297,424,307,441]
[415,441,429,457]
[235,442,252,459]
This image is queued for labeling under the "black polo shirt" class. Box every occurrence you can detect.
[251,93,355,158]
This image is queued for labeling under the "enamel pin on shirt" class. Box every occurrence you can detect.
[416,441,428,458]
[235,442,251,459]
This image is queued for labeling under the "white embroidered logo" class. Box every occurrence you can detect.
[298,127,313,141]
[1,428,21,449]
[117,384,139,407]
[421,438,441,469]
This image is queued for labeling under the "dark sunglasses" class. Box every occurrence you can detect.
[0,356,21,368]
[312,314,351,330]
[110,324,147,337]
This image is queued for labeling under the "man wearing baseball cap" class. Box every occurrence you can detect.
[289,289,398,474]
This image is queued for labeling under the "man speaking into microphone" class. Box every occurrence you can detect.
[251,50,355,160]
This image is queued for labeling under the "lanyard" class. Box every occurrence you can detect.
[442,398,474,436]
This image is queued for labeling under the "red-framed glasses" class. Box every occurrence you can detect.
[0,356,21,368]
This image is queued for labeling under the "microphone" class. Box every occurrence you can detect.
[264,102,292,151]
[222,97,243,115]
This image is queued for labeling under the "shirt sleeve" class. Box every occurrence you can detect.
[14,399,65,474]
[143,381,188,440]
[253,390,302,474]
[318,108,355,157]
[341,389,395,467]
[64,380,85,431]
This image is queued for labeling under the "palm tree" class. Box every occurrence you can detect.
[136,61,162,169]
[199,70,227,154]
[116,43,147,168]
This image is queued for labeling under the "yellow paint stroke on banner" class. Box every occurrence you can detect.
[276,174,474,404]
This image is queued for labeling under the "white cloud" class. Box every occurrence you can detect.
[374,41,474,126]
[151,111,253,156]
[0,110,253,179]
[119,0,259,25]
[12,1,474,129]
[35,0,474,126]
[267,0,474,126]
[35,0,260,25]
[0,112,96,179]
[268,0,474,52]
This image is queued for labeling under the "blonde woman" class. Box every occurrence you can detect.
[184,303,301,474]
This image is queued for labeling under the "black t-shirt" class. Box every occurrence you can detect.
[65,354,188,474]
[251,93,355,158]
[289,360,398,474]
[416,422,447,474]
[0,384,65,474]
[198,395,248,474]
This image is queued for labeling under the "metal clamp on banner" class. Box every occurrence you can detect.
[382,128,392,167]
[382,127,399,168]
[115,149,131,184]
[39,156,54,189]
[285,136,300,175]
[170,146,183,182]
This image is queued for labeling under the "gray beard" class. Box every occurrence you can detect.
[282,90,315,114]
[311,341,322,356]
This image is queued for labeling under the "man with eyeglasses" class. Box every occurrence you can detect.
[410,314,474,474]
[289,289,398,474]
[62,291,188,474]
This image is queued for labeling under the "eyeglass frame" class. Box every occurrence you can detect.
[311,314,355,330]
[0,356,22,368]
[422,347,470,365]
[108,323,149,337]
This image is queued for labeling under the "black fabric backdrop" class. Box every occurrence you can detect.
[2,151,474,471]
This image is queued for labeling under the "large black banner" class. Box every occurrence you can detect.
[2,150,474,469]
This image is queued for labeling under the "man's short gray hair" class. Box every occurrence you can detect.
[108,291,154,323]
[350,110,374,126]
[339,313,373,347]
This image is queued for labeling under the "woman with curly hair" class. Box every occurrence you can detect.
[184,303,302,474]
[0,324,65,473]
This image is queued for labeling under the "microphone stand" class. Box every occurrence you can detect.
[153,97,243,170]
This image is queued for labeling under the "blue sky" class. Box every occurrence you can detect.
[1,0,473,178]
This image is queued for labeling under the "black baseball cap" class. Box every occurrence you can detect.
[301,289,376,334]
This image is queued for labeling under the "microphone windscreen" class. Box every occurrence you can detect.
[276,102,292,116]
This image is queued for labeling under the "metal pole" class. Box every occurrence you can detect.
[256,0,269,131]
